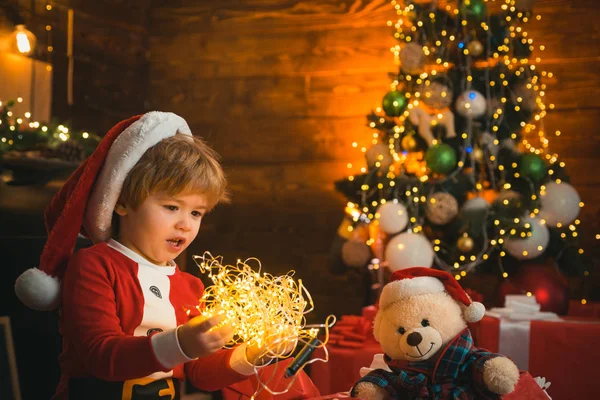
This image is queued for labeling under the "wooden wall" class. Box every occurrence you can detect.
[147,0,600,320]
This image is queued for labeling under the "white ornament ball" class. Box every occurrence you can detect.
[366,143,394,171]
[377,202,409,235]
[539,182,581,227]
[463,196,490,213]
[400,43,426,75]
[425,192,459,225]
[504,217,549,260]
[341,239,373,268]
[385,233,434,272]
[422,81,453,109]
[455,90,487,118]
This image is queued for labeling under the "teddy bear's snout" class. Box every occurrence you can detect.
[406,331,423,346]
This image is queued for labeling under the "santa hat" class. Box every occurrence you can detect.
[14,111,192,311]
[379,267,485,323]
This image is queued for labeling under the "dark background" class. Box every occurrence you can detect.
[1,0,599,398]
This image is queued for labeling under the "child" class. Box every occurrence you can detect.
[15,112,270,399]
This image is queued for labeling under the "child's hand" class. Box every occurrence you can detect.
[245,327,297,366]
[177,315,234,359]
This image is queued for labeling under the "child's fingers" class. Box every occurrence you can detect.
[218,323,235,344]
[205,323,235,347]
[190,314,227,333]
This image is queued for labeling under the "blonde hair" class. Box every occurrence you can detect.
[118,134,229,210]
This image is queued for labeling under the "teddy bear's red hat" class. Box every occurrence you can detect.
[379,267,485,322]
[14,112,192,311]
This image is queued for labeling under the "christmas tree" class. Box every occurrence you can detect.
[334,0,592,310]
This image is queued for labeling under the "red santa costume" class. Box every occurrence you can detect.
[14,112,256,399]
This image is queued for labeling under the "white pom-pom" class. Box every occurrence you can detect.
[15,268,61,311]
[464,301,485,323]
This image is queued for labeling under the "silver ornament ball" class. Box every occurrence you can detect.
[400,43,426,75]
[341,239,373,268]
[455,90,487,118]
[426,192,459,225]
[365,143,394,171]
[422,81,453,109]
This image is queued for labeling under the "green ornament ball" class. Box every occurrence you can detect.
[382,90,408,117]
[519,153,547,182]
[461,0,487,21]
[425,143,457,174]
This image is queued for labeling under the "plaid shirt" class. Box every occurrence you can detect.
[352,328,502,399]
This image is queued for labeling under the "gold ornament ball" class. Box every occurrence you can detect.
[472,147,484,161]
[467,40,484,57]
[401,135,418,151]
[457,235,475,252]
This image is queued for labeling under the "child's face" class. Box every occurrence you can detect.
[115,191,208,266]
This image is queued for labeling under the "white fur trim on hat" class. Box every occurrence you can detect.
[463,301,485,323]
[379,276,445,310]
[15,268,61,311]
[83,112,192,243]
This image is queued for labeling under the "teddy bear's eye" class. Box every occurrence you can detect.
[421,319,430,327]
[397,327,406,335]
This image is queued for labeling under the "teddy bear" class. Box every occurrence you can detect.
[351,267,520,399]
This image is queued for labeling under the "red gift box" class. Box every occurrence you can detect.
[472,315,600,400]
[568,300,600,318]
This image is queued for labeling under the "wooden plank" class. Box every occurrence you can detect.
[63,0,151,32]
[149,1,599,81]
[531,59,600,111]
[151,0,393,35]
[148,28,597,81]
[529,109,600,159]
[72,60,147,110]
[525,9,600,60]
[149,56,600,122]
[148,25,396,79]
[224,162,350,210]
[203,116,372,164]
[152,0,598,36]
[49,13,148,69]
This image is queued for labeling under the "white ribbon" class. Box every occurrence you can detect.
[486,295,560,370]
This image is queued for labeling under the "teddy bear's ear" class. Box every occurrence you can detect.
[373,310,383,342]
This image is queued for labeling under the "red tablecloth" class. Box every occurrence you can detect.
[471,315,600,400]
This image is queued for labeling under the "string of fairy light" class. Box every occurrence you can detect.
[0,96,96,146]
[45,1,54,67]
[191,253,334,396]
[342,0,592,303]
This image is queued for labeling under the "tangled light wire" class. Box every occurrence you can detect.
[192,252,336,397]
